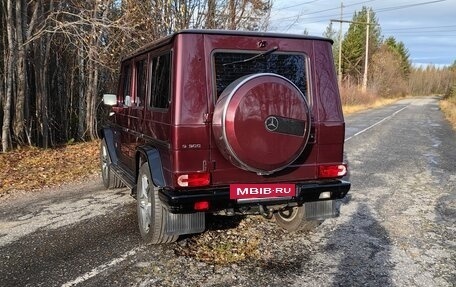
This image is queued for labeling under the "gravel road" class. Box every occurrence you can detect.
[0,96,455,287]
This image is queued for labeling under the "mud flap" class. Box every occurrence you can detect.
[165,212,206,236]
[304,200,339,221]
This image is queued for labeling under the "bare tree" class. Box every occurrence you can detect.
[13,0,39,146]
[206,0,216,28]
[219,0,272,31]
[370,45,407,97]
[2,0,15,152]
[1,0,274,151]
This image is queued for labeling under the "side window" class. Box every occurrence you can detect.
[149,52,171,109]
[122,63,132,106]
[135,59,147,107]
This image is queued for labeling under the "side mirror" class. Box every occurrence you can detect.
[124,95,132,107]
[103,94,117,106]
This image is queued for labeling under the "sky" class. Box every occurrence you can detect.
[268,0,456,67]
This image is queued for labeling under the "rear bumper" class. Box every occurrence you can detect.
[158,180,350,213]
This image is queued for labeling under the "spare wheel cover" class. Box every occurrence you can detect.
[212,73,311,174]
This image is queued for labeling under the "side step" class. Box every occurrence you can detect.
[110,164,136,191]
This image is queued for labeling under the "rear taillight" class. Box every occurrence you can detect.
[318,164,347,178]
[176,172,210,187]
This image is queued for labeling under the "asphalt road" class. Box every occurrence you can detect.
[1,96,455,287]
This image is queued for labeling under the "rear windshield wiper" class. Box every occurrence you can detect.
[223,46,279,66]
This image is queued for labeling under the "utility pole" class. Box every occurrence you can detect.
[331,9,375,92]
[338,2,343,84]
[362,10,370,92]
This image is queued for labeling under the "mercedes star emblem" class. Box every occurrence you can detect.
[265,116,279,132]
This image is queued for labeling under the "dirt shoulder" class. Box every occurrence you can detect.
[440,96,456,129]
[0,141,100,197]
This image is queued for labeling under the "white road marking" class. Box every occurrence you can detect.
[61,246,143,287]
[345,106,408,142]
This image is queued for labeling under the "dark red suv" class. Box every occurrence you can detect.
[101,30,350,244]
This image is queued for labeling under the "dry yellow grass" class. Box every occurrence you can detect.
[343,98,400,115]
[0,141,100,194]
[339,83,405,115]
[440,98,456,129]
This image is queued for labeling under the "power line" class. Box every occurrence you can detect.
[273,0,321,12]
[375,0,447,12]
[270,0,449,26]
[383,24,456,31]
[270,0,375,22]
[296,0,375,16]
[384,30,456,35]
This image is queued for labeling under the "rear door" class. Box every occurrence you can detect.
[207,37,317,185]
[115,56,148,172]
[143,50,173,168]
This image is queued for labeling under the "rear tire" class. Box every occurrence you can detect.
[274,206,322,232]
[100,139,123,189]
[136,163,178,244]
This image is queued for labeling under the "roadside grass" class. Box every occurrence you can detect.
[0,141,100,195]
[343,97,399,115]
[440,97,456,130]
[340,84,404,115]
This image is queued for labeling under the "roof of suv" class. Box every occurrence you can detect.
[124,29,333,60]
[178,29,332,42]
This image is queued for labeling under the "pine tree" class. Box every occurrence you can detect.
[384,36,411,78]
[341,6,381,85]
[323,22,339,69]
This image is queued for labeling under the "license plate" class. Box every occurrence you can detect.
[229,183,296,200]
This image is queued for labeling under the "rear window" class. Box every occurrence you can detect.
[213,51,308,99]
[149,52,172,109]
[135,59,147,107]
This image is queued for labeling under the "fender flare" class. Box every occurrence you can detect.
[100,127,119,165]
[136,146,166,188]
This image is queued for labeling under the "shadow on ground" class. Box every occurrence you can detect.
[329,203,393,287]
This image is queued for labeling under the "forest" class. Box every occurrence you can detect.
[1,1,455,152]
